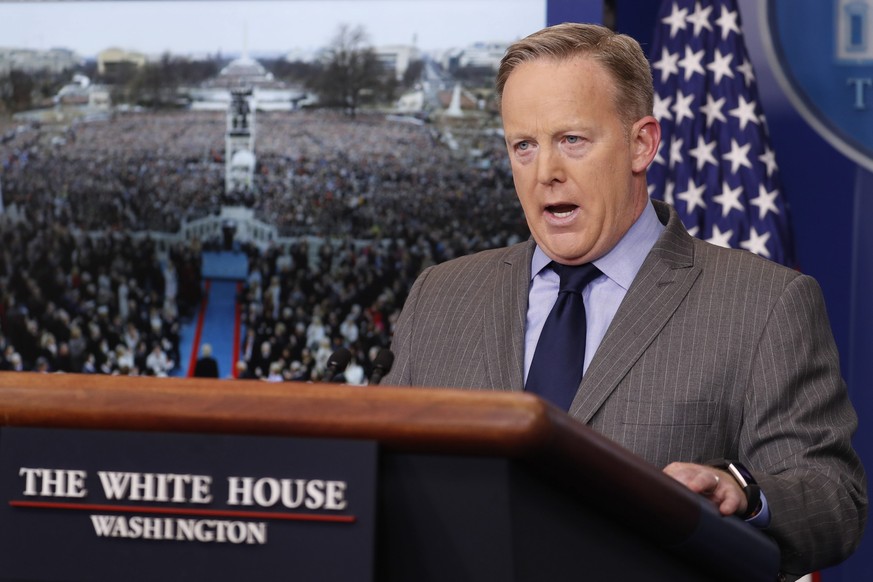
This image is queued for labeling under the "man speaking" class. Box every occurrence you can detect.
[384,22,866,579]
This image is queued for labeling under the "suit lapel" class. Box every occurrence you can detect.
[569,202,701,423]
[484,240,534,391]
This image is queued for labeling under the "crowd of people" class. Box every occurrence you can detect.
[1,112,226,232]
[252,111,525,251]
[0,216,202,375]
[0,107,529,377]
[234,236,421,383]
[2,110,525,244]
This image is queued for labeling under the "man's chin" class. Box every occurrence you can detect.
[530,228,586,260]
[539,244,594,266]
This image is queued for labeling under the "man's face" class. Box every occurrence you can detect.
[501,56,651,265]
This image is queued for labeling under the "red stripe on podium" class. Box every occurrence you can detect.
[10,499,356,523]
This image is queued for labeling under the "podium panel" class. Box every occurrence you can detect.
[0,372,780,581]
[0,426,378,582]
[377,454,713,581]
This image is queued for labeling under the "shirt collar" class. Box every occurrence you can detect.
[530,199,665,291]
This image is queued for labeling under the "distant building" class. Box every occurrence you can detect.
[206,55,279,89]
[284,48,322,64]
[436,41,509,73]
[458,41,509,69]
[97,47,147,80]
[54,79,90,106]
[51,75,111,112]
[374,45,421,80]
[190,54,307,112]
[0,47,82,75]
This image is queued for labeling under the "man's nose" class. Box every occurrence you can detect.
[536,146,566,185]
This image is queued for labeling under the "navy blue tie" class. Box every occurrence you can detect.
[526,262,602,410]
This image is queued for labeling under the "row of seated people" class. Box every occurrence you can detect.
[232,227,525,384]
[0,212,524,378]
[0,213,201,375]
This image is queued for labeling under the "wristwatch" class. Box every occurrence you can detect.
[707,459,762,519]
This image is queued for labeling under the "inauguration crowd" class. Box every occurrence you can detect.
[0,108,528,378]
[0,217,202,375]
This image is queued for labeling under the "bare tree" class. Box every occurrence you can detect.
[311,24,382,118]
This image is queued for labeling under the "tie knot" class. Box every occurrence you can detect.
[552,262,601,294]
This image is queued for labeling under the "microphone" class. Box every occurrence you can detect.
[322,348,352,382]
[368,348,395,385]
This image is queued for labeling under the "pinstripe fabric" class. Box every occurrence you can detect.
[384,201,866,575]
[387,242,532,392]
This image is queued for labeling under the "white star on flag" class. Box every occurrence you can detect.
[662,2,690,38]
[758,147,778,178]
[664,181,676,205]
[715,5,741,39]
[723,138,753,173]
[729,95,760,130]
[647,0,795,266]
[672,90,696,124]
[677,179,708,213]
[699,93,727,127]
[740,227,772,258]
[654,94,674,121]
[669,137,685,168]
[736,58,755,87]
[713,181,745,217]
[654,142,667,166]
[653,47,681,82]
[687,2,715,36]
[750,184,780,219]
[689,136,719,170]
[707,224,734,247]
[706,49,735,84]
[679,46,706,80]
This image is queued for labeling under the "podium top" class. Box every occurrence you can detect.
[0,371,779,579]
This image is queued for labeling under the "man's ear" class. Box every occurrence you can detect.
[630,116,661,174]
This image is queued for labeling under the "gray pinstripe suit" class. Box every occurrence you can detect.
[385,200,867,574]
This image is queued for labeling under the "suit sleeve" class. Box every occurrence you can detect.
[381,265,433,387]
[743,274,867,574]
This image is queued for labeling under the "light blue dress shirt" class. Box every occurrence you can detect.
[524,199,664,383]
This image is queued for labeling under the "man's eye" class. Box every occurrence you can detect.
[566,135,580,144]
[517,141,530,150]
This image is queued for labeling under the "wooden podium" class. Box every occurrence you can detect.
[0,372,779,581]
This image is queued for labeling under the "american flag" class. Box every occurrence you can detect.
[647,0,796,267]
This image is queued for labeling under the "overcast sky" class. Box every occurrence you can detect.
[0,0,547,57]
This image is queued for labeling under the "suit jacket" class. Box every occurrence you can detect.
[384,200,867,575]
[193,356,219,378]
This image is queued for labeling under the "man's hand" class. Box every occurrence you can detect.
[663,461,748,517]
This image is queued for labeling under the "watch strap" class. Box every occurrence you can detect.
[706,459,762,519]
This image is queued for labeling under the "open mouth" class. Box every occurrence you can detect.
[546,204,578,219]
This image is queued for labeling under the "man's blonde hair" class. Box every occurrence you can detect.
[496,22,654,128]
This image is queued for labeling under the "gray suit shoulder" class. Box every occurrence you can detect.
[691,235,809,291]
[653,200,803,291]
[415,240,533,290]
